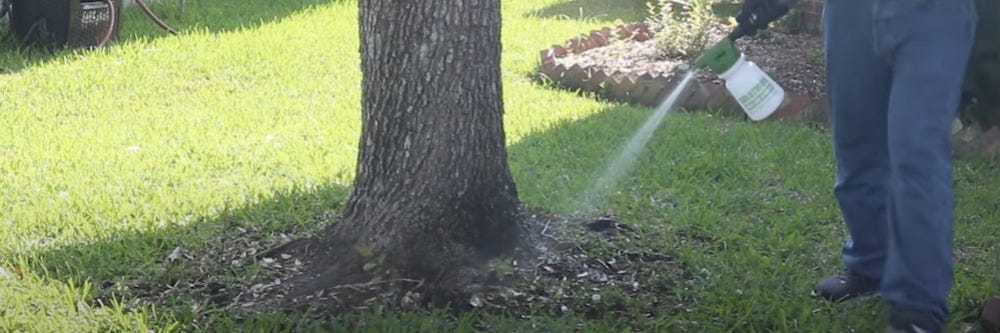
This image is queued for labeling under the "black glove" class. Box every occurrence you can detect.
[728,0,793,40]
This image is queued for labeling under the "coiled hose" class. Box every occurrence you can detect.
[96,0,179,47]
[133,0,179,35]
[96,0,117,47]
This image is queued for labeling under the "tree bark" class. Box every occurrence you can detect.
[319,0,521,287]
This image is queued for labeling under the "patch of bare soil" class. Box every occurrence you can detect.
[553,37,687,79]
[262,213,687,320]
[117,210,689,324]
[89,212,341,318]
[735,31,826,94]
[552,26,826,94]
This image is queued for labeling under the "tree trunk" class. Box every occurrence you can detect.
[319,0,521,288]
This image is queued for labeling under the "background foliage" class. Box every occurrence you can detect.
[644,0,734,58]
[961,0,1000,128]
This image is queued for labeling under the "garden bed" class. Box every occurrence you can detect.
[536,22,1000,158]
[537,22,829,125]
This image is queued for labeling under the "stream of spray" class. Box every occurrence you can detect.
[572,70,698,217]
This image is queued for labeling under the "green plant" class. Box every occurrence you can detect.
[645,0,732,58]
[773,9,803,34]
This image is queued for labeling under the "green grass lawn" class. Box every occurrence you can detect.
[2,0,999,332]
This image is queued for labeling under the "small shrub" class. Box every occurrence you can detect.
[645,0,732,59]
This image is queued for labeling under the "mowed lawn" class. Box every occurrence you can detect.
[1,0,999,332]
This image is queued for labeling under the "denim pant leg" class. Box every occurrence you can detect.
[878,0,977,323]
[823,0,892,281]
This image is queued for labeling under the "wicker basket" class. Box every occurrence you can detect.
[67,0,121,48]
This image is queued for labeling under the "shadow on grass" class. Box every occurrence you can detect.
[523,0,650,23]
[20,183,350,300]
[8,183,350,331]
[17,101,676,331]
[0,0,344,73]
[523,0,740,24]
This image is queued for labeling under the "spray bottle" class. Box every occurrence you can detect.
[693,37,788,121]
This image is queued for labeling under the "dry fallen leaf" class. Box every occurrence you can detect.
[167,247,184,262]
[470,294,484,308]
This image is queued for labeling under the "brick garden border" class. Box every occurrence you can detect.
[535,23,829,125]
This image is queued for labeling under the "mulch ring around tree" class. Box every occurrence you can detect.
[112,210,693,324]
[248,212,690,321]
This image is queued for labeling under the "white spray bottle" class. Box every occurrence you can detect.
[694,38,787,121]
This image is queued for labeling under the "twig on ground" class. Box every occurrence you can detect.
[540,220,558,241]
[253,239,296,260]
[322,278,424,293]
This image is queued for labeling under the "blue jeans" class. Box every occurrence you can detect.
[822,0,977,324]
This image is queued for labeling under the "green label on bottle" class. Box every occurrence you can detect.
[737,76,777,112]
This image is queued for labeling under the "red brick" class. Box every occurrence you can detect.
[794,0,824,34]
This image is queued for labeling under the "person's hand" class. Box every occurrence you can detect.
[729,0,792,40]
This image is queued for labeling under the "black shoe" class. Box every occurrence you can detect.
[885,308,942,333]
[811,269,880,302]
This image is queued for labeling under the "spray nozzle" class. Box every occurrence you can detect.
[694,38,741,74]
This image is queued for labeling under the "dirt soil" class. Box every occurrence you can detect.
[254,213,687,320]
[734,31,826,94]
[112,211,690,325]
[552,27,826,95]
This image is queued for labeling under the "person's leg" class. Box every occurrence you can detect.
[812,0,892,301]
[881,0,978,328]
